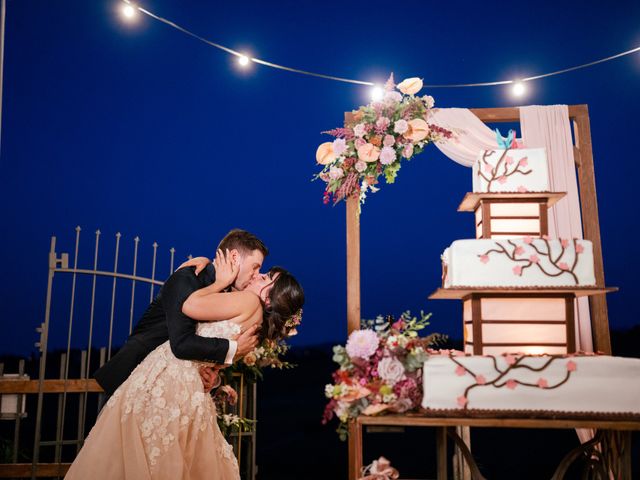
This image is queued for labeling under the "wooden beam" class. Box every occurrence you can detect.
[346,193,361,334]
[0,379,103,394]
[0,463,70,478]
[470,105,587,123]
[572,107,611,354]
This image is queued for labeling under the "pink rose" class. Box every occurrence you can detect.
[402,144,414,159]
[377,357,406,385]
[357,143,381,163]
[519,157,528,167]
[379,146,396,165]
[393,119,408,135]
[353,123,366,138]
[513,265,523,276]
[355,160,367,173]
[376,117,390,130]
[506,379,518,389]
[329,166,344,180]
[383,134,395,147]
[566,361,577,372]
[354,138,366,149]
[479,254,489,264]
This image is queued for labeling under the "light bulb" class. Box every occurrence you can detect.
[512,81,526,97]
[370,85,384,102]
[121,3,137,19]
[238,55,250,67]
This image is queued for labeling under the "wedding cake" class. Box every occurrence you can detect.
[421,353,640,418]
[442,238,596,288]
[472,148,549,193]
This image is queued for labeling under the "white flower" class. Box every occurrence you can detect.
[378,356,406,385]
[355,160,367,173]
[422,95,435,108]
[353,123,366,138]
[382,393,398,403]
[393,120,408,135]
[325,384,335,398]
[379,146,396,165]
[333,138,347,157]
[329,166,344,180]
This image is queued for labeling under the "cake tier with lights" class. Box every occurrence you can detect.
[421,352,640,418]
[472,147,549,193]
[441,238,596,288]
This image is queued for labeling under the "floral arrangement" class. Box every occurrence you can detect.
[314,74,453,208]
[322,311,444,440]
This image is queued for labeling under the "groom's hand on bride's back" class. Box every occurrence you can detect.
[233,325,259,362]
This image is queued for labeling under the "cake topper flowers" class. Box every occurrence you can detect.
[314,74,453,208]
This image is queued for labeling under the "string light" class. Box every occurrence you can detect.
[118,2,640,91]
[512,81,526,97]
[370,86,384,102]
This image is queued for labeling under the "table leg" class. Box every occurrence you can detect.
[437,426,448,480]
[348,420,363,480]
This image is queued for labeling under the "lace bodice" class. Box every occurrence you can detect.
[196,320,241,340]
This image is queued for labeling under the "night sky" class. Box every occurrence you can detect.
[1,0,639,357]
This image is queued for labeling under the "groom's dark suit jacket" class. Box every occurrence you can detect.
[94,263,229,396]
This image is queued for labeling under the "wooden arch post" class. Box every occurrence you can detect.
[345,105,612,480]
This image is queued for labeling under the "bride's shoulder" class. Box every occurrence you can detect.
[229,290,261,310]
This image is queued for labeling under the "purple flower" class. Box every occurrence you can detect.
[383,135,395,147]
[355,160,367,173]
[393,120,408,135]
[379,146,396,165]
[345,329,379,360]
[332,138,347,157]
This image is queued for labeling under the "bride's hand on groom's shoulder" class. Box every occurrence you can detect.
[177,256,210,275]
[212,249,239,290]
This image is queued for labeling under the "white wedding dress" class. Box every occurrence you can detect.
[66,320,241,480]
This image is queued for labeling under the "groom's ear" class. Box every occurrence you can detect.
[229,249,240,265]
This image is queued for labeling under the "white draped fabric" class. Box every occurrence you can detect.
[430,105,593,352]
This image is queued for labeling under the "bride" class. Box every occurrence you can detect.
[65,251,304,480]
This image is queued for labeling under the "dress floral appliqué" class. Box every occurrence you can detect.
[65,321,241,480]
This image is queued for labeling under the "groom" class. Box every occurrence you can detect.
[94,229,266,396]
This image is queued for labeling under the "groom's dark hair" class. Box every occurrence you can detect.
[217,229,268,258]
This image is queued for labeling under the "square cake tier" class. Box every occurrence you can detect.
[473,148,549,193]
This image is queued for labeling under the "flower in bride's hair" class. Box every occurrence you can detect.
[345,329,379,360]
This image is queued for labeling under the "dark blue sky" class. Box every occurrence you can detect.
[1,0,639,356]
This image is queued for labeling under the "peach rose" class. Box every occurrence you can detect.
[369,135,382,147]
[243,352,257,366]
[316,142,335,165]
[357,143,381,163]
[405,118,429,142]
[397,77,423,95]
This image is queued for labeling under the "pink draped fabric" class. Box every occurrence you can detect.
[431,106,593,352]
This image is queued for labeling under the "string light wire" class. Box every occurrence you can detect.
[122,1,640,89]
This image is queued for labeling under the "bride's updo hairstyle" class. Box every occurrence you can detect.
[261,266,304,342]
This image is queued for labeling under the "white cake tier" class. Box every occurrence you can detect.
[421,354,640,415]
[473,148,549,193]
[442,238,595,287]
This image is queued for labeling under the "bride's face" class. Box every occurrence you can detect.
[245,271,280,304]
[234,249,265,291]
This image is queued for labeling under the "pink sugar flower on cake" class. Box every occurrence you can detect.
[483,164,493,173]
[517,186,528,193]
[505,156,514,165]
[558,262,570,270]
[529,254,540,264]
[561,238,569,248]
[518,157,529,167]
[537,378,549,389]
[566,361,577,372]
[457,396,468,407]
[498,176,507,184]
[514,246,524,255]
[455,365,466,376]
[512,265,523,276]
[575,243,584,253]
[475,375,487,385]
[506,379,518,389]
[479,254,489,264]
[524,236,534,244]
[505,354,517,365]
